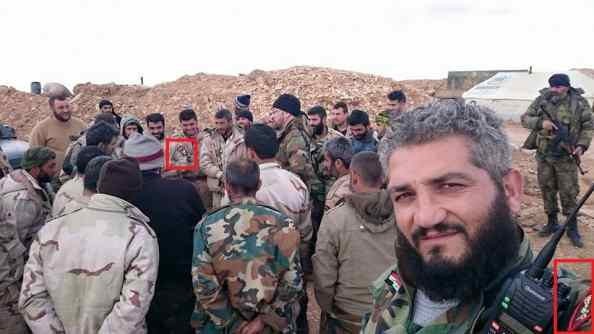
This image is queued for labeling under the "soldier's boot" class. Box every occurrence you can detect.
[539,213,560,237]
[566,217,583,248]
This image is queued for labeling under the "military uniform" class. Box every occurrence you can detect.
[0,147,12,178]
[0,169,52,333]
[521,88,593,243]
[277,118,320,194]
[360,235,592,333]
[313,190,396,334]
[166,129,213,210]
[51,174,84,217]
[191,197,303,333]
[18,193,159,333]
[199,126,247,208]
[325,174,351,211]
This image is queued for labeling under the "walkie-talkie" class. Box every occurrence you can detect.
[484,182,594,334]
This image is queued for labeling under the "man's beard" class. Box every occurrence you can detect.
[395,188,521,302]
[155,132,165,140]
[354,130,368,140]
[312,123,324,136]
[53,111,71,122]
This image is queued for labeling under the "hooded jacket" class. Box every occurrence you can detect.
[313,190,397,328]
[114,115,144,158]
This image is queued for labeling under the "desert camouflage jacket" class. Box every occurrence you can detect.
[51,175,84,217]
[0,170,51,292]
[199,126,247,193]
[325,174,351,211]
[165,130,208,179]
[191,197,303,333]
[18,194,159,334]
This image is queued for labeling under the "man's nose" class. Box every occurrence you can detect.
[413,191,446,230]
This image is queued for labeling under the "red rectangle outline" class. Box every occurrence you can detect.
[553,258,593,334]
[164,137,199,171]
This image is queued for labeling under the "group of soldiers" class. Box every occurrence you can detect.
[0,74,591,334]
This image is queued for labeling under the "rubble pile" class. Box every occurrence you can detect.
[0,66,445,138]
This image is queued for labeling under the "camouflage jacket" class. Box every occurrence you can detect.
[0,170,51,292]
[166,130,208,179]
[51,175,84,217]
[325,174,351,211]
[361,235,592,333]
[277,118,320,192]
[0,147,12,178]
[199,126,247,193]
[311,127,344,202]
[19,193,159,334]
[521,88,594,158]
[191,197,303,333]
[62,133,86,176]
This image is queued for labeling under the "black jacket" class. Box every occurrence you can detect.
[132,171,205,286]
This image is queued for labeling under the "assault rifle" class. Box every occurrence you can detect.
[540,106,587,175]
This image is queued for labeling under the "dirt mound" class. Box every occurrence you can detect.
[0,66,444,139]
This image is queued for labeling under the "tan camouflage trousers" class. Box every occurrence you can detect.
[536,156,579,216]
[0,284,30,334]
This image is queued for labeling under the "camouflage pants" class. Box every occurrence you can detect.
[146,281,195,334]
[536,156,579,215]
[319,311,361,334]
[0,284,30,334]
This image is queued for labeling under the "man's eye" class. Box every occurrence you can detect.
[440,183,464,191]
[394,192,414,202]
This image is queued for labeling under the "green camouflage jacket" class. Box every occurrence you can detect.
[521,88,594,158]
[18,193,159,334]
[277,117,320,193]
[310,126,344,203]
[361,234,592,333]
[191,197,303,333]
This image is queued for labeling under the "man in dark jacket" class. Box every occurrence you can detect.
[348,110,378,154]
[124,133,206,334]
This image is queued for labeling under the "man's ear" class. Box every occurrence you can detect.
[502,168,523,215]
[335,159,344,172]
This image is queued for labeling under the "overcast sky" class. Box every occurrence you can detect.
[1,0,593,92]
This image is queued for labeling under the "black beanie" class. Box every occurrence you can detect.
[272,94,301,117]
[97,157,142,202]
[548,74,571,88]
[236,110,253,122]
[99,99,113,109]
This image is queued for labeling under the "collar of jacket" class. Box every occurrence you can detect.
[278,117,300,140]
[258,161,281,171]
[353,129,376,143]
[376,228,533,330]
[344,189,393,229]
[234,196,258,206]
[87,193,149,223]
[6,169,50,203]
[20,169,44,191]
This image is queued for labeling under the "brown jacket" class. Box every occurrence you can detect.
[29,114,86,169]
[313,190,396,328]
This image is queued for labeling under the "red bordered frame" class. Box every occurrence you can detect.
[553,258,593,334]
[164,137,199,171]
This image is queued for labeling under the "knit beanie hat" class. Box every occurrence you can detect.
[272,94,302,117]
[236,110,254,122]
[235,95,251,111]
[21,147,56,170]
[548,73,571,88]
[123,133,164,171]
[97,157,142,202]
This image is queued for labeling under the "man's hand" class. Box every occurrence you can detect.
[542,120,558,132]
[573,146,585,157]
[240,317,265,334]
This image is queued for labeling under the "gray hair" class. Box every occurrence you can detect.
[325,136,353,168]
[379,100,512,183]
